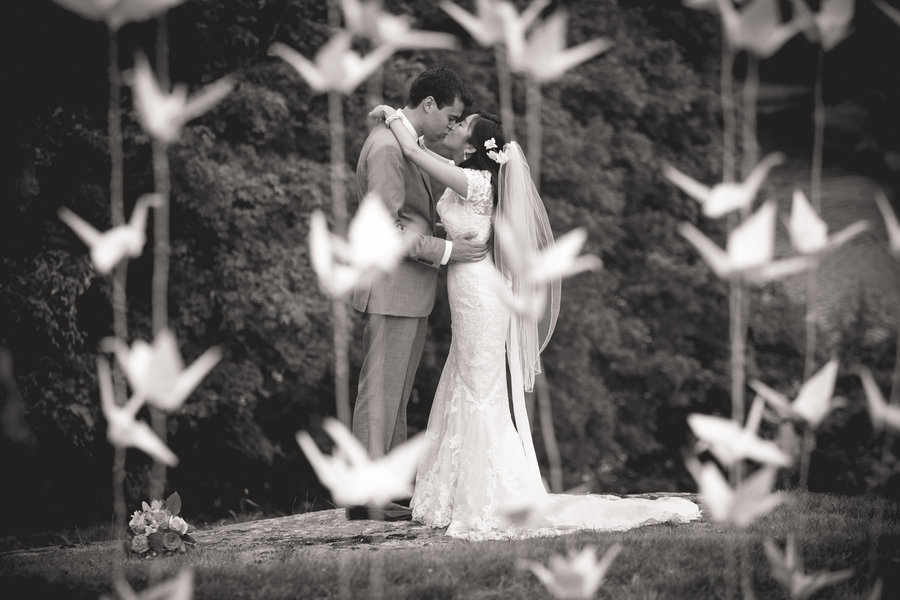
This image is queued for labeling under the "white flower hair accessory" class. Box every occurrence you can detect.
[487,147,509,165]
[484,138,498,150]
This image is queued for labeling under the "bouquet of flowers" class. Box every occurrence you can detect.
[126,491,196,556]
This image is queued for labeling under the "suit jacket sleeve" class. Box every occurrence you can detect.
[367,143,446,268]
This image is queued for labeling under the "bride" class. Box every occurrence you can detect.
[370,104,701,541]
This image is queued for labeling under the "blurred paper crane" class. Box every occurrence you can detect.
[789,0,854,51]
[97,358,178,467]
[499,493,562,527]
[104,328,221,412]
[130,52,234,145]
[763,535,853,600]
[341,0,457,50]
[440,0,549,48]
[750,358,840,429]
[857,366,900,434]
[269,34,394,96]
[519,544,623,600]
[497,222,602,284]
[107,567,193,600]
[678,201,813,283]
[683,0,718,10]
[688,458,784,528]
[296,417,424,507]
[498,483,591,527]
[787,189,868,255]
[52,0,185,30]
[874,192,900,259]
[58,193,161,274]
[490,218,601,318]
[714,0,803,58]
[309,193,407,299]
[506,10,613,83]
[687,395,792,467]
[663,152,785,219]
[873,0,900,27]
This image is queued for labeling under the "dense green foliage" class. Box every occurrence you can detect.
[2,0,898,533]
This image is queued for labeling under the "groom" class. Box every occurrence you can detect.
[349,66,485,521]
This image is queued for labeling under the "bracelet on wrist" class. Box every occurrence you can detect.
[384,108,403,126]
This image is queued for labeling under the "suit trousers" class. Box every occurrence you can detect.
[352,313,428,457]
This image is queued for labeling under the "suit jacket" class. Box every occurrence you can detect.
[352,125,447,317]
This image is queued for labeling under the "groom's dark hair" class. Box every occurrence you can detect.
[407,66,472,110]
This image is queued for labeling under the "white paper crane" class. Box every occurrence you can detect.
[688,458,784,528]
[764,535,854,600]
[490,219,601,318]
[663,152,785,219]
[519,544,623,600]
[58,193,161,274]
[52,0,185,31]
[269,34,394,96]
[787,189,868,255]
[857,366,900,434]
[109,567,193,600]
[679,201,813,283]
[440,0,549,48]
[308,193,406,299]
[97,358,178,466]
[506,10,613,83]
[715,0,803,58]
[340,0,457,50]
[687,395,792,467]
[130,51,234,145]
[750,358,840,429]
[789,0,855,51]
[296,417,424,507]
[105,328,221,412]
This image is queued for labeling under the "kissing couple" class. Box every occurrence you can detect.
[349,65,701,540]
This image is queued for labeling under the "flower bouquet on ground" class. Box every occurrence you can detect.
[126,491,196,556]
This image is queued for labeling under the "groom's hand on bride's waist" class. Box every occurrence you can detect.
[449,234,489,263]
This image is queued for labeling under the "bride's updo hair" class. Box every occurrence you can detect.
[459,111,505,206]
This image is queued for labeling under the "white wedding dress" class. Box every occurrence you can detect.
[410,169,702,541]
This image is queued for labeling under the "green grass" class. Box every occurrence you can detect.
[2,492,898,599]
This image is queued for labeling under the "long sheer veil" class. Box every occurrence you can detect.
[493,141,560,487]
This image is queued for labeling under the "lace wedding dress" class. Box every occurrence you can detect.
[410,169,701,541]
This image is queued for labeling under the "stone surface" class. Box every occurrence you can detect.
[0,509,456,564]
[1,494,699,563]
[189,509,456,561]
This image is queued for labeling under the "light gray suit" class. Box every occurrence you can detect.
[352,124,446,457]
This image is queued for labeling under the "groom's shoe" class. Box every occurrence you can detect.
[345,505,371,521]
[345,503,412,522]
[379,502,413,522]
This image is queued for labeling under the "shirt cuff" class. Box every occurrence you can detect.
[440,240,453,265]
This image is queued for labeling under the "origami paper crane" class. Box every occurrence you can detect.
[52,0,185,31]
[308,193,406,298]
[663,152,785,219]
[296,417,424,507]
[131,51,234,145]
[269,34,393,96]
[787,189,867,255]
[58,193,161,274]
[687,395,792,467]
[688,458,784,528]
[105,328,221,412]
[97,358,178,466]
[764,535,853,600]
[519,544,623,600]
[750,358,840,429]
